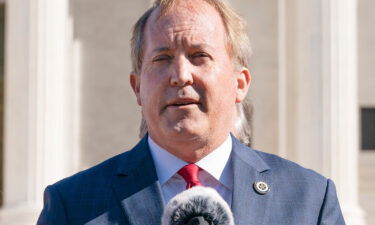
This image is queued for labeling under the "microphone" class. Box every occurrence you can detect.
[161,186,235,225]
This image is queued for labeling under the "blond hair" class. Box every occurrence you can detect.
[130,0,252,75]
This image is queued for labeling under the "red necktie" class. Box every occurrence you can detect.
[178,164,202,189]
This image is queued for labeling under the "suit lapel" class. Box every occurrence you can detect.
[231,136,273,225]
[112,136,164,225]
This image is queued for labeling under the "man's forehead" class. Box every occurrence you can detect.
[139,0,231,59]
[145,22,221,53]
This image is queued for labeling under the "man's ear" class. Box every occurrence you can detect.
[130,72,142,106]
[235,68,251,103]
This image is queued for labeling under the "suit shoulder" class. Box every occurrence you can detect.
[254,150,327,183]
[50,136,151,193]
[250,149,334,212]
[52,149,132,191]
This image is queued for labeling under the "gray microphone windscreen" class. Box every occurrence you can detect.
[161,186,235,225]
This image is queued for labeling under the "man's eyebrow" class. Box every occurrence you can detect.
[151,44,213,53]
[190,44,212,50]
[189,44,216,53]
[152,47,170,53]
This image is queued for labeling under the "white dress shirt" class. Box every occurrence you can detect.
[148,135,233,206]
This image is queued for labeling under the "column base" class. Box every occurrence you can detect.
[342,203,367,225]
[0,204,41,225]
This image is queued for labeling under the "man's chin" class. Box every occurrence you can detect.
[148,118,209,142]
[166,123,207,140]
[170,126,202,137]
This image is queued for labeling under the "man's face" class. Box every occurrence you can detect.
[131,0,250,161]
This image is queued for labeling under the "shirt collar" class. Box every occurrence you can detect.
[195,135,232,184]
[148,137,187,185]
[148,135,232,186]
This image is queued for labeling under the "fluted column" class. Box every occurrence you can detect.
[0,0,78,224]
[278,0,365,223]
[321,0,365,224]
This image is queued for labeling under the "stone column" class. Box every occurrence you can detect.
[0,0,78,224]
[278,0,365,223]
[320,1,365,224]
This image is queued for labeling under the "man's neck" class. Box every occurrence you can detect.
[148,132,231,163]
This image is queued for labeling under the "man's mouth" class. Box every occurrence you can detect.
[170,102,199,107]
[167,98,200,108]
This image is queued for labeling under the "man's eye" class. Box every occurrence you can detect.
[190,52,212,65]
[191,52,210,58]
[152,55,172,62]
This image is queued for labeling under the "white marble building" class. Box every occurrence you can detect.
[0,0,374,224]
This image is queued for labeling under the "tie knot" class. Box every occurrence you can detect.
[178,164,202,189]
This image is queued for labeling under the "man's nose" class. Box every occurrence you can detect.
[170,56,193,87]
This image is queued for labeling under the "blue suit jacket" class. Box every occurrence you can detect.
[37,135,345,225]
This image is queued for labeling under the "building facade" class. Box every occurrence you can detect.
[0,0,374,224]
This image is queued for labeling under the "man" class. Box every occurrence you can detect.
[37,0,345,224]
